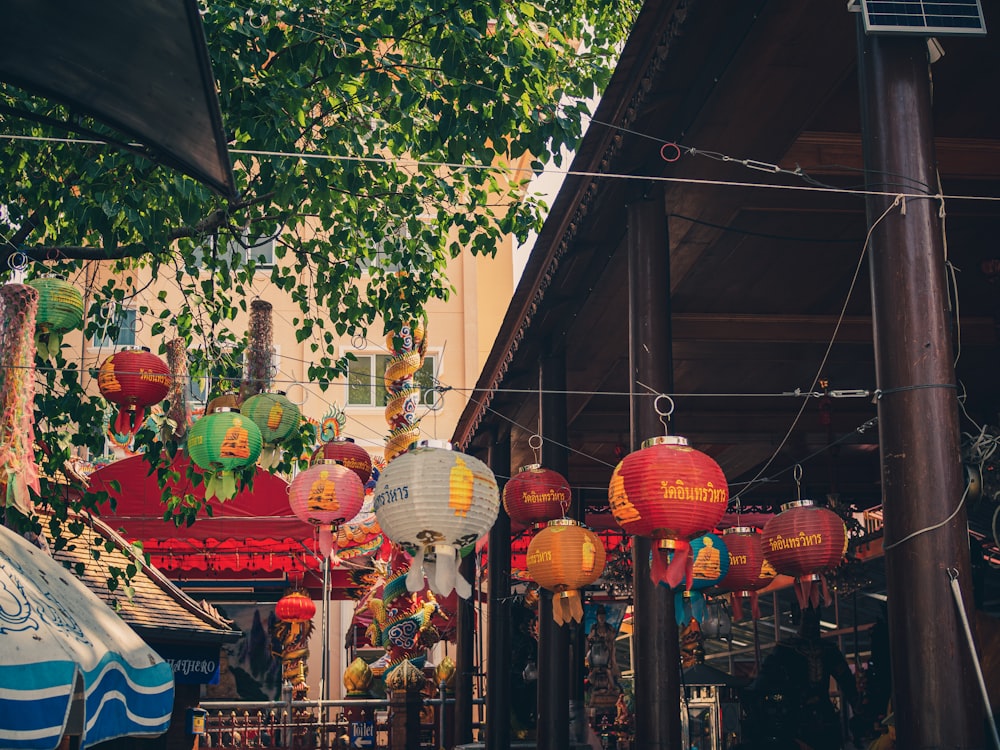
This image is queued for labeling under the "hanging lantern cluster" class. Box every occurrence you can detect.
[241,391,301,468]
[526,519,606,625]
[187,408,263,501]
[313,437,373,484]
[610,427,729,590]
[26,277,84,359]
[373,440,499,598]
[503,463,571,528]
[717,526,776,621]
[762,499,847,609]
[673,531,729,625]
[98,347,172,436]
[289,458,366,557]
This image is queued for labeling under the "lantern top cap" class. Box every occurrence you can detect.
[313,458,344,466]
[213,406,237,414]
[263,389,287,396]
[410,439,452,451]
[641,435,690,449]
[780,499,817,511]
[327,437,356,444]
[724,526,758,535]
[120,346,152,354]
[517,463,543,473]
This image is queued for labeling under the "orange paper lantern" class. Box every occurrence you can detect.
[526,519,606,625]
[609,435,728,590]
[502,464,571,527]
[762,500,847,610]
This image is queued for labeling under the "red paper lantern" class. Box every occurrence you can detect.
[762,500,847,609]
[526,519,606,625]
[312,437,373,484]
[718,527,776,621]
[502,464,571,527]
[609,435,728,589]
[289,460,366,558]
[97,348,171,435]
[275,591,316,623]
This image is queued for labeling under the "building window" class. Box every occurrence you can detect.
[186,345,281,405]
[228,232,275,269]
[94,308,137,348]
[347,353,439,408]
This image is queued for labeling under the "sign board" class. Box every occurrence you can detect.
[350,721,375,749]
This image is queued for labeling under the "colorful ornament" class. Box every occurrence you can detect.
[98,348,172,436]
[275,591,316,622]
[312,437,373,484]
[527,519,606,625]
[241,391,301,468]
[609,435,729,589]
[187,408,263,501]
[718,526,776,621]
[762,500,847,609]
[672,532,729,625]
[289,459,366,557]
[383,320,427,462]
[503,464,571,527]
[373,440,499,598]
[26,277,84,359]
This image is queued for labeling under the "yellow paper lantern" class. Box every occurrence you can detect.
[526,519,606,625]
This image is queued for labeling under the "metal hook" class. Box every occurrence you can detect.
[793,464,803,501]
[7,251,27,272]
[528,434,543,464]
[947,567,959,582]
[654,394,675,435]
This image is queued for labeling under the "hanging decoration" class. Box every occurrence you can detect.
[609,400,729,590]
[672,531,729,625]
[318,404,346,443]
[164,338,190,440]
[503,436,572,527]
[526,519,606,625]
[98,347,172,436]
[186,408,263,501]
[717,526,775,621]
[26,277,84,359]
[206,393,240,414]
[762,493,847,609]
[373,439,499,598]
[289,459,366,557]
[240,298,274,402]
[274,590,315,699]
[383,319,427,462]
[0,284,41,515]
[241,391,301,468]
[313,436,373,484]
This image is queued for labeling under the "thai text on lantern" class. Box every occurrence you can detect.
[762,500,847,609]
[312,436,373,484]
[289,459,366,558]
[526,519,606,625]
[718,527,776,621]
[373,440,500,599]
[98,348,172,436]
[503,464,571,528]
[610,435,729,589]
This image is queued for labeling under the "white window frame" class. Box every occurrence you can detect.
[345,350,441,410]
[187,344,282,405]
[91,306,137,350]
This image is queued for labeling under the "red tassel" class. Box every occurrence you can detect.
[114,408,130,435]
[820,576,832,607]
[792,579,810,610]
[132,405,146,434]
[750,591,761,621]
[649,541,692,590]
[730,592,745,621]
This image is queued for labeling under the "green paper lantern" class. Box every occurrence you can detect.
[187,408,263,501]
[27,278,84,358]
[240,391,301,468]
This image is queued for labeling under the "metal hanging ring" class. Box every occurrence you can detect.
[793,464,803,483]
[528,434,543,451]
[654,394,675,419]
[7,251,28,271]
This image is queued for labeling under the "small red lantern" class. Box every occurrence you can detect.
[97,348,171,435]
[289,459,366,558]
[610,435,728,589]
[762,500,847,609]
[718,527,776,621]
[275,591,316,623]
[312,437,373,485]
[526,519,606,625]
[503,464,571,528]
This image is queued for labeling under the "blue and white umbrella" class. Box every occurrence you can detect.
[0,523,174,750]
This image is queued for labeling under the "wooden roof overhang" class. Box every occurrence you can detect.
[452,0,1000,531]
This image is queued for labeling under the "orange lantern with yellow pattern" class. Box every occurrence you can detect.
[526,519,606,625]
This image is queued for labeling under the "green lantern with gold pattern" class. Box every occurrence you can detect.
[187,408,263,501]
[240,391,300,468]
[27,278,84,358]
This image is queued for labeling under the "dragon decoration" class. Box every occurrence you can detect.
[383,319,427,462]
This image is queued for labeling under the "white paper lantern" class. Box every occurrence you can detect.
[373,439,499,598]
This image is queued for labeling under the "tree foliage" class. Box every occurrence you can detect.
[0,0,638,563]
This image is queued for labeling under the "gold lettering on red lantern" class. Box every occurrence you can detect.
[660,479,728,503]
[767,531,823,552]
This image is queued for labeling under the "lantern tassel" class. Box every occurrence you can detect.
[259,444,280,470]
[552,590,583,625]
[650,540,693,590]
[750,591,761,621]
[792,576,830,610]
[318,525,334,558]
[730,593,744,622]
[204,470,238,502]
[406,547,426,593]
[433,545,457,597]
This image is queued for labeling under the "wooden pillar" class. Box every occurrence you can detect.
[486,429,512,750]
[454,549,476,746]
[627,183,681,749]
[857,27,983,749]
[538,346,571,750]
[389,687,422,750]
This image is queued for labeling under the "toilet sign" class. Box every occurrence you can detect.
[350,721,375,748]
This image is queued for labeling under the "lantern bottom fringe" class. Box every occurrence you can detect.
[675,590,707,626]
[651,539,693,590]
[553,590,583,625]
[114,405,146,437]
[318,525,334,558]
[730,591,761,622]
[259,444,282,470]
[407,545,473,599]
[34,331,64,360]
[792,576,831,610]
[204,470,238,502]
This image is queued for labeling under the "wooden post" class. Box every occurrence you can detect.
[455,533,477,746]
[627,182,681,749]
[389,686,422,750]
[857,27,983,748]
[485,429,512,750]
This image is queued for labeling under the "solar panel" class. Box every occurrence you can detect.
[860,0,987,36]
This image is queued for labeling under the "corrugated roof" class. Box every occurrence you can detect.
[48,512,240,645]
